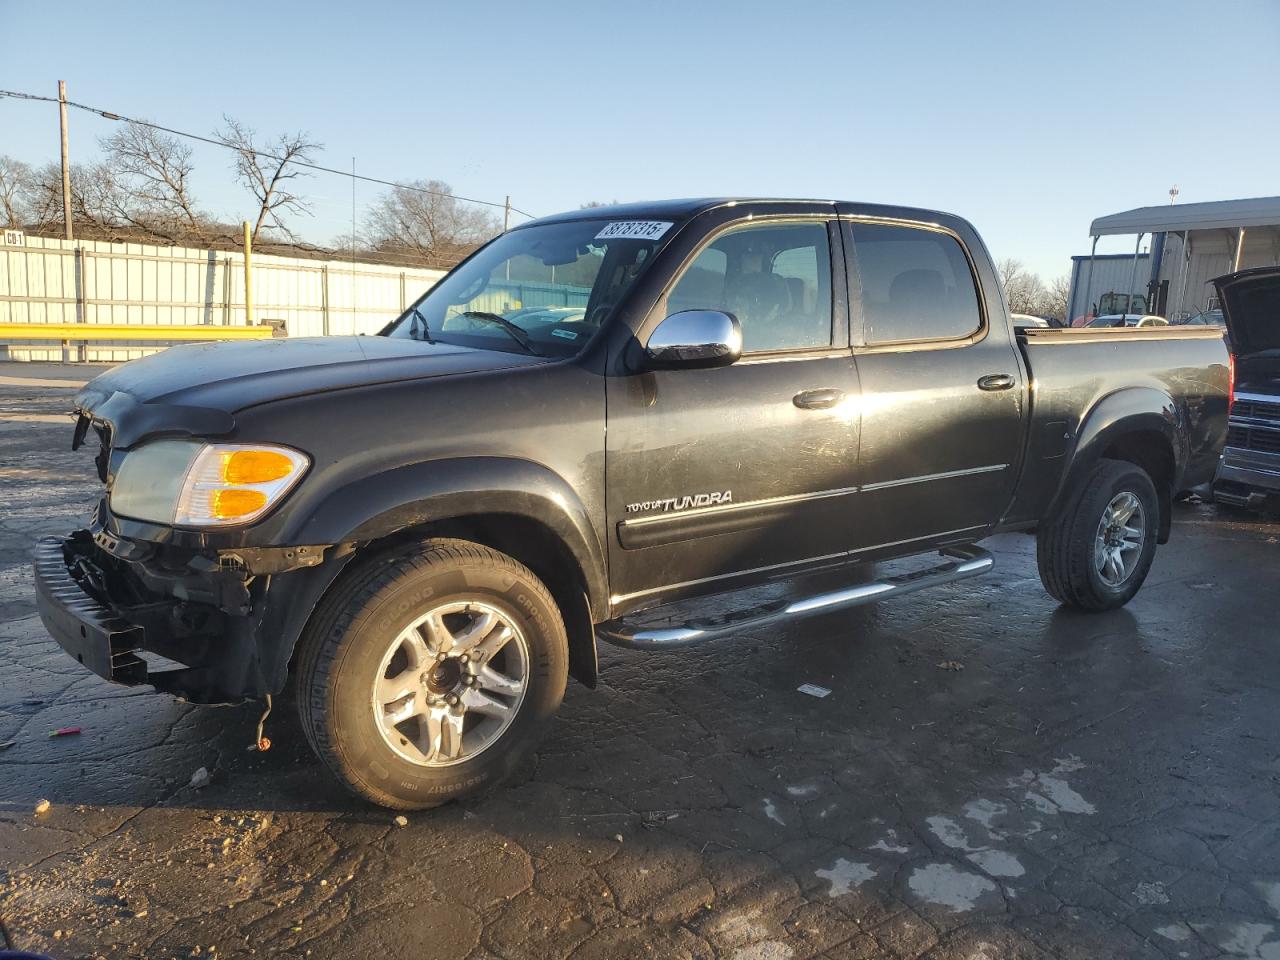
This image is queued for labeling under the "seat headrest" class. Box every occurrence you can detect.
[785,276,804,309]
[889,269,946,310]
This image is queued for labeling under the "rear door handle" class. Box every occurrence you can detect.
[793,388,845,410]
[977,374,1016,392]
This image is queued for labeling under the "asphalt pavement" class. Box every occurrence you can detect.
[2,362,1280,960]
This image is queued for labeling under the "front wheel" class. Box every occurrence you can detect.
[1036,459,1160,611]
[295,539,568,809]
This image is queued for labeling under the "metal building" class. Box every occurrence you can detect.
[1072,196,1280,322]
[1065,252,1150,325]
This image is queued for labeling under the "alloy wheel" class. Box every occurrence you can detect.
[1094,491,1145,587]
[371,601,529,767]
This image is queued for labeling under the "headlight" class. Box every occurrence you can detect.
[111,441,310,527]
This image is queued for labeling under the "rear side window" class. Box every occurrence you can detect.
[848,223,982,345]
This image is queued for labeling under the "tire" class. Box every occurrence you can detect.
[1036,458,1160,611]
[295,538,568,809]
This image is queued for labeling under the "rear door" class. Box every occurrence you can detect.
[842,219,1024,550]
[604,217,860,609]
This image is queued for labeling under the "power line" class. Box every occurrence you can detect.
[0,88,537,218]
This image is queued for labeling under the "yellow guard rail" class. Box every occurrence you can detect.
[0,322,278,342]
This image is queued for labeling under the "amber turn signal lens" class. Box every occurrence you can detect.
[210,488,269,518]
[222,449,296,484]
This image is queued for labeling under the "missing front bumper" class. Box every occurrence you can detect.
[33,535,149,685]
[31,532,248,702]
[30,529,356,703]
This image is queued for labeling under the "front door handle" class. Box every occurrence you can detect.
[977,373,1016,392]
[793,388,845,410]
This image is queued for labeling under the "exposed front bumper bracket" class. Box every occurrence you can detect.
[33,536,149,685]
[596,545,994,650]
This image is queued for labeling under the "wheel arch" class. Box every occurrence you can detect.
[1054,388,1184,543]
[282,456,608,619]
[269,458,605,692]
[365,514,599,689]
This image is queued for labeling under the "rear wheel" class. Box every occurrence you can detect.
[295,539,568,809]
[1036,459,1159,611]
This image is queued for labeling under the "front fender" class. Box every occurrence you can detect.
[282,456,608,615]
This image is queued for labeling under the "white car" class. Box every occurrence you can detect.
[1086,314,1169,329]
[1010,313,1050,328]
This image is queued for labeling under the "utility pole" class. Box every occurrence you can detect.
[504,195,512,281]
[242,220,254,326]
[58,80,73,241]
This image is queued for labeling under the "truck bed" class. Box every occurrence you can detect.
[1002,325,1231,527]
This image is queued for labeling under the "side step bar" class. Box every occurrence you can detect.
[596,545,994,650]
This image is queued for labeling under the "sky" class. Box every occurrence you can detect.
[2,0,1278,279]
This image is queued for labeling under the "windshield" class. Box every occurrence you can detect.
[383,218,676,357]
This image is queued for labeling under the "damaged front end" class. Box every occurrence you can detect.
[34,516,348,703]
[33,387,357,703]
[34,520,348,703]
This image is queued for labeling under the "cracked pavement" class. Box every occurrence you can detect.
[3,362,1280,959]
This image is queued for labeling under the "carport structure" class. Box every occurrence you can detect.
[1077,195,1280,321]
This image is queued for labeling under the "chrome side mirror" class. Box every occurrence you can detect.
[644,310,742,369]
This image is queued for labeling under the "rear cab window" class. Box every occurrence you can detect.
[846,222,984,347]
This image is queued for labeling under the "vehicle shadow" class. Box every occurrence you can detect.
[0,550,1150,823]
[4,538,1270,960]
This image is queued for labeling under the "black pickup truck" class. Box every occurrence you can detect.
[32,199,1231,809]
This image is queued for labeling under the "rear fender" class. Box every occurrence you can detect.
[1052,387,1183,539]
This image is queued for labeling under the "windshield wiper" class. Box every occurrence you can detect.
[408,306,435,343]
[460,311,541,356]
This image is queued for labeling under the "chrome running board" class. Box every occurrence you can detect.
[596,545,994,650]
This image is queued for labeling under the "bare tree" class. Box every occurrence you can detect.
[1043,274,1070,322]
[219,117,320,242]
[23,161,119,232]
[7,148,194,242]
[20,162,64,230]
[364,180,500,265]
[996,257,1026,294]
[997,256,1047,315]
[100,122,206,241]
[20,159,185,241]
[0,156,36,227]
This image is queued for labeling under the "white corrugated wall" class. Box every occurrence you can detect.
[0,235,445,361]
[1158,229,1280,318]
[1066,254,1151,323]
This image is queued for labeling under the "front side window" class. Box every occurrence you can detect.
[666,222,833,353]
[385,218,676,357]
[849,223,982,345]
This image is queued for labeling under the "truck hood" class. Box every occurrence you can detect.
[1215,266,1280,358]
[75,336,548,447]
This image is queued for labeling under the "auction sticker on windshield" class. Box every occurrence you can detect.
[594,221,672,241]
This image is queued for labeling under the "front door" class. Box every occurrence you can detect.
[605,219,860,611]
[843,219,1025,550]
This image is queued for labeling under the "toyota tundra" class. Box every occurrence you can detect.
[31,199,1232,808]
